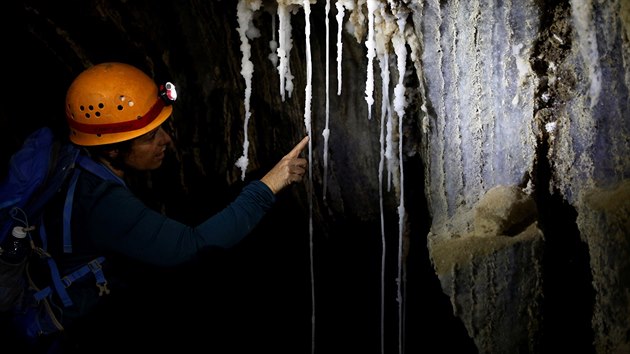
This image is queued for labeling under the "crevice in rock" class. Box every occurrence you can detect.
[530,1,596,352]
[404,153,478,353]
[402,64,478,352]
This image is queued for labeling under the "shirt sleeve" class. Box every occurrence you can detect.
[86,180,275,266]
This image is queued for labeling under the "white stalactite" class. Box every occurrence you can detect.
[335,1,345,96]
[323,0,331,200]
[335,0,354,96]
[365,0,379,120]
[377,41,391,354]
[301,2,315,353]
[375,6,397,353]
[277,3,296,101]
[235,0,262,181]
[392,14,408,354]
[268,12,278,67]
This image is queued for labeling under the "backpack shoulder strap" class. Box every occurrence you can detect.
[58,154,126,254]
[76,155,127,187]
[35,151,126,308]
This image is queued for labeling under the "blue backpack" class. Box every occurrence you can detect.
[0,126,124,342]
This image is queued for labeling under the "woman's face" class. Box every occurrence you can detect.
[123,126,172,171]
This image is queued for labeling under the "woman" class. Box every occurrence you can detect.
[33,62,308,353]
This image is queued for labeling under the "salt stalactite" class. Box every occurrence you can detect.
[364,0,379,120]
[268,11,278,67]
[277,3,296,101]
[303,1,313,138]
[301,2,316,353]
[322,0,331,200]
[402,4,431,204]
[235,0,262,181]
[392,10,408,118]
[392,12,408,354]
[385,93,396,190]
[334,0,354,96]
[374,6,397,353]
[335,2,345,96]
[377,31,391,354]
[377,6,397,191]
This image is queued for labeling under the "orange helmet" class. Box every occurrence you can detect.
[65,62,177,146]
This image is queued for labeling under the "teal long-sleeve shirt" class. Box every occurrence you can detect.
[37,163,276,327]
[69,167,275,267]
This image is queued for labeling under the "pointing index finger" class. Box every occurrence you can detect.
[287,135,309,157]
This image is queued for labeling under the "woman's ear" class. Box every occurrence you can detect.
[107,148,120,159]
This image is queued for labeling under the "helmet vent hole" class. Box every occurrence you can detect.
[95,112,101,117]
[79,105,85,111]
[117,105,123,111]
[98,103,104,109]
[84,113,91,119]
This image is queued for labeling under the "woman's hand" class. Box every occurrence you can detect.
[260,136,309,194]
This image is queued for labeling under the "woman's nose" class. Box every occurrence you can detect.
[157,126,173,145]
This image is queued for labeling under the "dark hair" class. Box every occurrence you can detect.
[84,139,134,171]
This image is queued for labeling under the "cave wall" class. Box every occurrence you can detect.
[2,0,629,353]
[407,0,629,353]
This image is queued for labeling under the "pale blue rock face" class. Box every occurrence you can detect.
[414,0,540,231]
[414,0,628,224]
[362,1,630,351]
[408,0,629,353]
[557,0,630,203]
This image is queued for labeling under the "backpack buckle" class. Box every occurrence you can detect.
[96,281,110,296]
[88,258,110,296]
